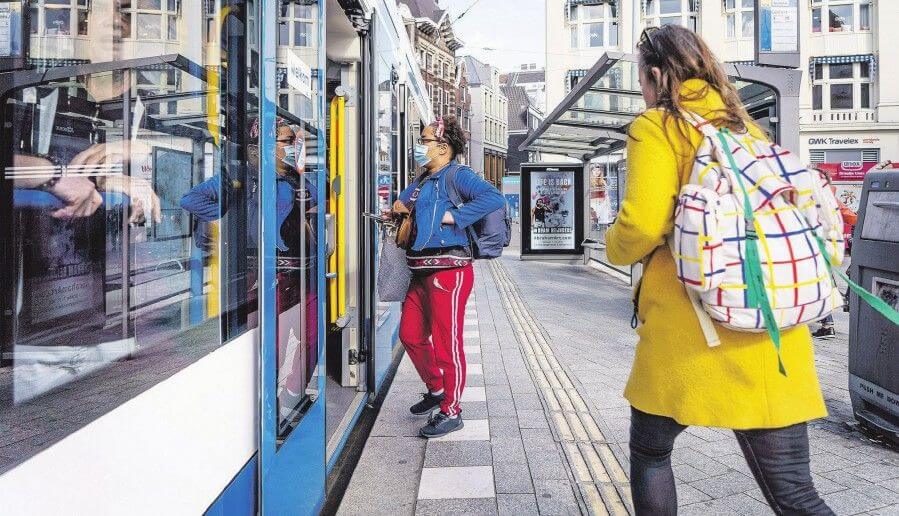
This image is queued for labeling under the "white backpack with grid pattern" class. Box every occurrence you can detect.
[671,113,845,360]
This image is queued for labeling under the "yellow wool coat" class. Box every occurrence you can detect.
[606,79,827,430]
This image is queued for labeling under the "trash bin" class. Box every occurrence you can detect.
[848,171,899,445]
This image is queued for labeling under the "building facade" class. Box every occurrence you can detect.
[545,0,898,195]
[455,57,473,165]
[398,0,463,119]
[501,64,547,114]
[503,85,544,175]
[465,55,509,188]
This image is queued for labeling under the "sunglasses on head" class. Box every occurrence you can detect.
[638,26,661,56]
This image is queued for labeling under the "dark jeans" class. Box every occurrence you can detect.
[629,407,834,516]
[818,314,834,327]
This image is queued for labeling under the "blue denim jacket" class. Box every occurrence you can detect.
[398,161,505,252]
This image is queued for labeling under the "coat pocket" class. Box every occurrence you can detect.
[673,184,725,292]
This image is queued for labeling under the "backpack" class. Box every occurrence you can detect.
[672,112,846,373]
[444,165,512,259]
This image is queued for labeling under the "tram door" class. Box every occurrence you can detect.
[257,0,328,512]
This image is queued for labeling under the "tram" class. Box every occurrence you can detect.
[0,0,430,513]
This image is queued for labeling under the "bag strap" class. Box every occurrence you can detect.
[405,173,430,211]
[442,163,465,209]
[814,238,899,327]
[661,237,722,346]
[718,127,787,375]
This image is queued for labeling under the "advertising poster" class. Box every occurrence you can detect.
[530,170,576,251]
[834,182,862,214]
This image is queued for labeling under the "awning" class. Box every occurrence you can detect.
[809,54,876,80]
[521,52,799,161]
[519,52,641,161]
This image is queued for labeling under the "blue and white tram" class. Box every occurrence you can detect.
[0,0,431,513]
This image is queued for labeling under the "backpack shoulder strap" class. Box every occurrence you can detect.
[442,163,465,209]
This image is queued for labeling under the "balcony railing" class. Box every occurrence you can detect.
[808,110,877,124]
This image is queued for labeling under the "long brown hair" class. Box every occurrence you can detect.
[636,24,758,149]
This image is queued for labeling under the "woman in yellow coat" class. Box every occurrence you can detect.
[605,25,834,515]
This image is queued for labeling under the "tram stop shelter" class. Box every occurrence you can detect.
[519,52,801,283]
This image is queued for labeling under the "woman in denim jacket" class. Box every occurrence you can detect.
[394,116,504,438]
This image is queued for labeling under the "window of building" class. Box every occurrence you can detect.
[30,0,91,37]
[278,2,314,47]
[811,61,874,111]
[643,0,698,31]
[568,2,619,48]
[724,0,755,39]
[811,0,872,33]
[121,0,181,41]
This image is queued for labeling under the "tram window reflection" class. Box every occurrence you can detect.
[0,0,257,474]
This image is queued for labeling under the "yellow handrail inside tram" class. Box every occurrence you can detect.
[328,98,339,323]
[337,95,347,321]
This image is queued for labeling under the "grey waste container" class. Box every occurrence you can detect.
[848,171,899,445]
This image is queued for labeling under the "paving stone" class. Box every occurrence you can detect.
[338,437,426,516]
[496,493,540,515]
[461,387,486,402]
[491,437,528,465]
[676,482,713,506]
[672,447,732,477]
[425,441,494,468]
[488,417,521,439]
[822,488,892,515]
[432,419,490,442]
[524,448,570,481]
[533,479,581,515]
[679,492,771,516]
[486,385,513,401]
[465,375,485,387]
[512,393,544,411]
[461,401,489,420]
[467,364,483,376]
[516,410,550,430]
[493,461,536,495]
[689,470,757,499]
[850,460,899,484]
[486,400,518,418]
[414,497,498,515]
[418,466,495,500]
[867,503,899,515]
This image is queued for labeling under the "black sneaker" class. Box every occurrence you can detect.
[812,326,836,340]
[420,411,464,438]
[410,392,445,416]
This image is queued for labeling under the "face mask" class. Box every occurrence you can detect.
[280,137,305,171]
[413,143,432,167]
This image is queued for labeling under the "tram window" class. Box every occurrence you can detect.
[1,0,258,474]
[271,0,324,442]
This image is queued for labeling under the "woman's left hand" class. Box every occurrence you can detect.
[441,211,455,225]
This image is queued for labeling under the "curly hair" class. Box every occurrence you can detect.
[424,115,467,160]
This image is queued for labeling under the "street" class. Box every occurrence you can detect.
[339,249,899,515]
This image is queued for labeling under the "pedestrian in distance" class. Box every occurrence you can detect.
[389,116,504,438]
[809,166,857,340]
[606,24,835,515]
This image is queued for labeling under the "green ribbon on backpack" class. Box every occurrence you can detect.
[718,129,787,376]
[814,238,899,327]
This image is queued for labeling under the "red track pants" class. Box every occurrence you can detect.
[398,264,474,416]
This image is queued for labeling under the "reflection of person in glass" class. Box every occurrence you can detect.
[7,1,164,403]
[180,117,318,422]
[11,2,161,222]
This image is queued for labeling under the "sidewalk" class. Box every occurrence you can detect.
[338,256,899,515]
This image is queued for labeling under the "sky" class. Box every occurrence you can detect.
[440,0,546,73]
